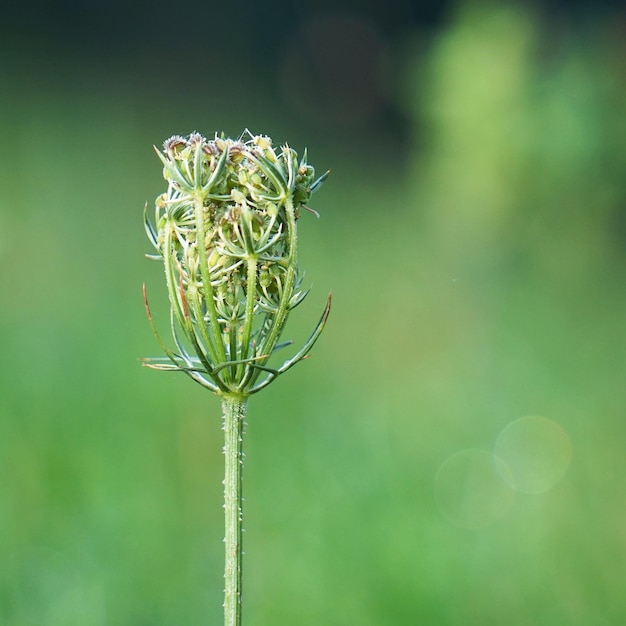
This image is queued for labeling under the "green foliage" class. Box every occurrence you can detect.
[0,3,625,625]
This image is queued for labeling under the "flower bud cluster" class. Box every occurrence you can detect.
[144,131,330,396]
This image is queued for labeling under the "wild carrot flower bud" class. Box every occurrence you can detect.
[143,130,331,397]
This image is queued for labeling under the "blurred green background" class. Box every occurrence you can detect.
[1,0,625,624]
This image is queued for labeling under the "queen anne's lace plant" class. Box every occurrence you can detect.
[143,130,330,626]
[143,130,330,396]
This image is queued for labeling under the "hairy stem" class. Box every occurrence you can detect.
[222,395,247,626]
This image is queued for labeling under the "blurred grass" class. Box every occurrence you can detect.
[1,3,625,625]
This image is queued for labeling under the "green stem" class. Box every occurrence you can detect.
[250,198,298,385]
[222,395,247,626]
[237,256,258,388]
[194,195,227,368]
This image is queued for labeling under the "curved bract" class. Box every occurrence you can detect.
[143,131,331,397]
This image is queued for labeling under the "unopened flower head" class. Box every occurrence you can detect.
[144,130,330,397]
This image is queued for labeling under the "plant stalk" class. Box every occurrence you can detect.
[222,395,247,626]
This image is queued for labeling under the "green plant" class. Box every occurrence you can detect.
[142,130,330,625]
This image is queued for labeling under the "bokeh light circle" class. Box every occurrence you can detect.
[434,449,514,529]
[494,416,573,494]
